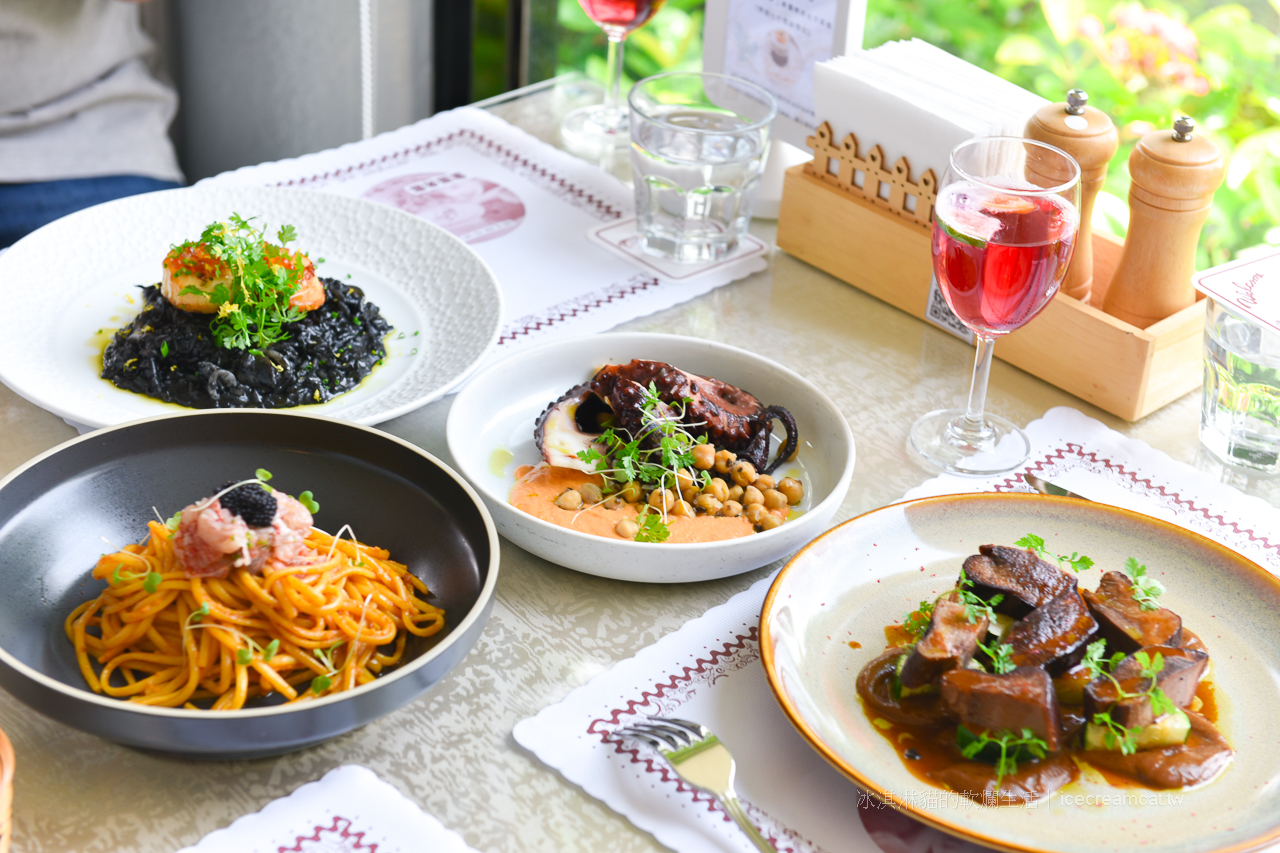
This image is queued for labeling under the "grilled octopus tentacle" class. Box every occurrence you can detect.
[534,359,801,475]
[762,405,798,475]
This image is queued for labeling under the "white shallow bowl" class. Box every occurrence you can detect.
[0,186,503,428]
[446,332,855,583]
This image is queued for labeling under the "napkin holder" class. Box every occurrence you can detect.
[776,122,1206,422]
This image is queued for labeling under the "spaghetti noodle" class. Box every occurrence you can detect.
[66,522,445,709]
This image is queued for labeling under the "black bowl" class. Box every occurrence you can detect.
[0,410,498,759]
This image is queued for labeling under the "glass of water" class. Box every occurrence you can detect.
[1201,297,1280,472]
[627,72,776,263]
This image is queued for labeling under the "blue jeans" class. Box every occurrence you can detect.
[0,175,183,249]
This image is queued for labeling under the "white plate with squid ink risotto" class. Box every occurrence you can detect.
[0,186,503,429]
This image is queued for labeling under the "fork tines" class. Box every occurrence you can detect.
[614,716,712,749]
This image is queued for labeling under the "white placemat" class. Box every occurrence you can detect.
[513,406,1280,853]
[200,107,768,375]
[179,765,480,853]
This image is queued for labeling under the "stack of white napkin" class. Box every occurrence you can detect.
[813,39,1048,183]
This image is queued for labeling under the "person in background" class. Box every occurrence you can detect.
[0,0,183,249]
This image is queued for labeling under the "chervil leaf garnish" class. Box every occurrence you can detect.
[1016,533,1094,573]
[1124,557,1166,611]
[634,511,670,543]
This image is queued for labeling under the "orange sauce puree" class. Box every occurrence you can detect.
[510,465,758,543]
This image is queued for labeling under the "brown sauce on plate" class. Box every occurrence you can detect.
[856,644,1232,804]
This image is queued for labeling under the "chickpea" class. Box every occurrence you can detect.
[714,449,737,474]
[778,477,805,506]
[691,443,716,470]
[729,461,758,487]
[578,483,603,505]
[757,513,784,531]
[742,485,764,506]
[604,496,623,510]
[763,488,789,510]
[753,474,775,492]
[745,503,769,524]
[726,484,744,502]
[702,477,729,502]
[681,486,701,504]
[618,481,643,504]
[648,488,675,512]
[554,489,583,510]
[720,500,743,517]
[694,494,723,515]
[615,518,639,538]
[672,499,695,518]
[675,467,697,492]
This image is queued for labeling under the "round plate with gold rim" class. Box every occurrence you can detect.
[760,492,1280,853]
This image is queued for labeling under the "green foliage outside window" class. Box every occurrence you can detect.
[866,0,1280,266]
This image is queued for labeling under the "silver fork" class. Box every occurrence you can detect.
[614,716,776,852]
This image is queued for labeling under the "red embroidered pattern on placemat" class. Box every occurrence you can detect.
[271,129,624,221]
[498,275,662,345]
[278,815,377,852]
[1003,444,1280,560]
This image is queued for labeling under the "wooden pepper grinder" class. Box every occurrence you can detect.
[1102,116,1224,328]
[1024,89,1119,304]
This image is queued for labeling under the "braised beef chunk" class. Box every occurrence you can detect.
[899,591,988,689]
[1083,645,1209,728]
[1082,571,1182,654]
[940,666,1062,752]
[961,545,1076,618]
[1006,588,1098,673]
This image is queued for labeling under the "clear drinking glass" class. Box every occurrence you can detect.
[560,0,668,154]
[909,137,1082,475]
[628,72,776,263]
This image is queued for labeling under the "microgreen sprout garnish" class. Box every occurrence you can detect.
[575,381,709,531]
[186,602,211,626]
[1124,557,1166,611]
[903,600,935,638]
[956,725,1048,789]
[1084,644,1176,755]
[165,511,182,531]
[190,469,319,520]
[109,564,134,586]
[235,637,282,666]
[323,524,363,564]
[181,613,281,670]
[957,570,1003,624]
[977,640,1017,674]
[310,640,346,693]
[143,572,163,594]
[161,341,170,358]
[1015,533,1094,574]
[171,214,309,351]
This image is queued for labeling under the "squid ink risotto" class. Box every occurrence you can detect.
[101,215,392,409]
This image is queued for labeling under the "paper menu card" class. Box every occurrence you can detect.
[812,39,1048,184]
[1194,247,1280,335]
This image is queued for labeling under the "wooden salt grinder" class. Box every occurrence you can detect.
[1024,89,1118,304]
[1102,117,1225,329]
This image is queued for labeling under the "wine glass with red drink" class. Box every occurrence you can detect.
[561,0,668,154]
[908,136,1081,475]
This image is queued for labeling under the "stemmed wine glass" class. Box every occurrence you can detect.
[561,0,668,154]
[909,137,1082,475]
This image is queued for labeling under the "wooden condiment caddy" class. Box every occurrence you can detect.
[776,122,1206,422]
